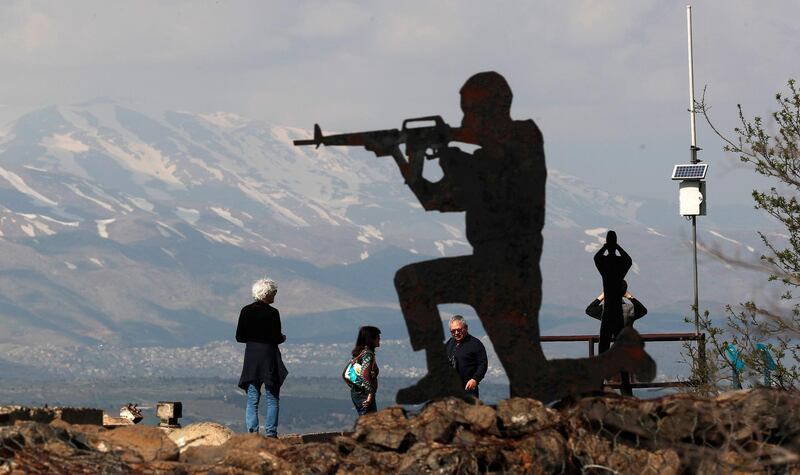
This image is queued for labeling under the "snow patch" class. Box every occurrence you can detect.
[18,213,78,228]
[99,139,183,186]
[67,184,115,212]
[583,228,608,253]
[23,165,48,172]
[20,223,35,237]
[37,215,79,227]
[646,227,665,237]
[64,261,77,270]
[198,112,245,128]
[161,248,176,259]
[96,219,115,238]
[0,166,58,206]
[189,158,225,180]
[708,230,742,246]
[440,222,463,239]
[360,251,369,260]
[89,257,104,267]
[156,221,186,239]
[306,201,340,226]
[433,239,469,256]
[19,215,56,236]
[49,133,89,153]
[584,242,602,253]
[129,197,155,212]
[584,228,609,239]
[176,207,200,225]
[211,207,244,227]
[238,182,309,227]
[199,228,244,246]
[357,225,384,244]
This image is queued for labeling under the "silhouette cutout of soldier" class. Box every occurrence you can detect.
[590,231,642,395]
[594,230,632,354]
[364,72,656,404]
[302,71,658,403]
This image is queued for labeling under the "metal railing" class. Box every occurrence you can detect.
[540,332,706,389]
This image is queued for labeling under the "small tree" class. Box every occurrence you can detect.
[684,80,800,392]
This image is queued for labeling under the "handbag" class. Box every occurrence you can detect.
[343,350,367,388]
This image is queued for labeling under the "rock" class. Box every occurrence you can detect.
[496,398,561,437]
[462,403,499,434]
[168,421,233,452]
[450,426,478,446]
[183,433,297,473]
[180,443,225,465]
[569,429,682,475]
[515,429,568,473]
[397,443,479,475]
[181,433,287,465]
[3,389,799,473]
[97,425,180,463]
[217,447,297,474]
[408,402,460,444]
[0,422,130,473]
[280,442,340,474]
[353,406,413,451]
[0,406,103,426]
[569,395,659,440]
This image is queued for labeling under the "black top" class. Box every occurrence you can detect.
[236,301,286,344]
[236,301,288,391]
[585,298,648,327]
[445,334,488,386]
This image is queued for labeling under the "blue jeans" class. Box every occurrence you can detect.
[245,383,279,436]
[351,388,377,416]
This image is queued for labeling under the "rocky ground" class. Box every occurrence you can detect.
[1,388,798,474]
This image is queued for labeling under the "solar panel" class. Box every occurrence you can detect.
[671,163,708,180]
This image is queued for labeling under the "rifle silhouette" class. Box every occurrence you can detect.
[293,116,473,157]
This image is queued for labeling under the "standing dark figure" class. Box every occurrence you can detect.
[593,231,635,395]
[360,71,656,404]
[348,326,381,416]
[593,230,632,354]
[445,315,488,399]
[236,278,288,437]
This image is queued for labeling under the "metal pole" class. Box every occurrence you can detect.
[687,5,706,377]
[687,6,698,158]
[687,5,700,333]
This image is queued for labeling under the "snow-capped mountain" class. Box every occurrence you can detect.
[0,101,772,348]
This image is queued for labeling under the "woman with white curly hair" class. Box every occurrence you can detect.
[236,278,288,437]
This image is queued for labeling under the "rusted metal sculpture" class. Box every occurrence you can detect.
[295,71,656,403]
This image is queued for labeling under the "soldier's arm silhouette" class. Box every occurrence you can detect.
[388,145,466,212]
[593,243,609,273]
[616,242,633,275]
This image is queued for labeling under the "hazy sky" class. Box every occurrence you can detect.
[1,1,797,205]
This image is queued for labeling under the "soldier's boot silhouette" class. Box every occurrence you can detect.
[604,326,656,383]
[395,347,468,405]
[532,327,656,402]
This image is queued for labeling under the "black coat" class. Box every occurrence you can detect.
[585,298,648,328]
[445,334,488,386]
[236,301,288,391]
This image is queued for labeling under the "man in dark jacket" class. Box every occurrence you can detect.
[585,280,647,328]
[445,315,488,399]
